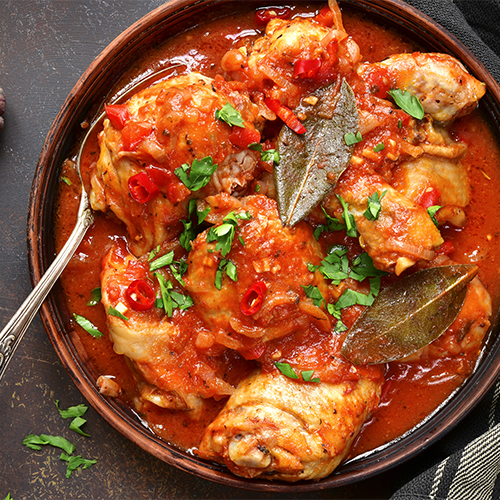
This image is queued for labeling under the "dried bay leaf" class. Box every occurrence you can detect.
[275,79,358,226]
[341,264,479,365]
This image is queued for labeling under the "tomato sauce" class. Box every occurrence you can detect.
[55,3,500,460]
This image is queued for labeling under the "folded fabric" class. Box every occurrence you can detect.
[390,1,500,498]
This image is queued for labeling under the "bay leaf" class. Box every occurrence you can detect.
[275,79,358,226]
[341,264,478,365]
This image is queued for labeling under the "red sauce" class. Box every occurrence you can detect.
[55,3,500,460]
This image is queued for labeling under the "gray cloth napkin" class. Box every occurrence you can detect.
[389,1,500,499]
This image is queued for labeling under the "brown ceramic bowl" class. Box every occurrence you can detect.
[28,0,500,492]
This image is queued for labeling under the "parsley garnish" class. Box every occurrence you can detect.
[427,205,442,227]
[349,252,388,282]
[388,89,425,120]
[373,142,385,152]
[60,453,97,479]
[149,250,174,272]
[73,313,103,338]
[364,190,387,221]
[148,251,188,287]
[206,211,251,257]
[175,156,217,191]
[215,259,237,290]
[108,306,129,321]
[274,362,320,383]
[156,274,173,317]
[23,434,75,455]
[179,199,211,251]
[336,194,357,237]
[155,273,193,314]
[148,245,161,261]
[86,287,102,306]
[55,401,89,437]
[215,102,245,128]
[248,143,280,164]
[302,285,326,308]
[344,131,363,145]
[319,246,350,285]
[313,206,346,239]
[301,370,320,383]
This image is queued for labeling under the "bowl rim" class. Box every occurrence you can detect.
[27,0,500,492]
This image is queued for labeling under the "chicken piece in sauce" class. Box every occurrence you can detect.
[184,194,332,358]
[222,5,360,110]
[90,73,263,256]
[325,166,444,275]
[198,369,383,481]
[357,52,486,122]
[100,241,236,418]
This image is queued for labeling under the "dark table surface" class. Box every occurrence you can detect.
[0,1,492,499]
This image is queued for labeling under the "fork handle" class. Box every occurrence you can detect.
[0,194,93,381]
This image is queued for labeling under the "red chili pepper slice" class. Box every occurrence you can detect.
[105,104,131,130]
[125,279,156,311]
[254,7,291,25]
[229,126,261,149]
[128,172,160,203]
[240,281,267,316]
[264,98,307,135]
[418,187,441,209]
[293,58,323,79]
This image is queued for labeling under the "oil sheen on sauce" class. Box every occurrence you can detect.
[54,4,500,458]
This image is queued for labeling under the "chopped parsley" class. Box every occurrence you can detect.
[215,259,237,290]
[72,313,103,338]
[149,250,188,287]
[318,245,350,285]
[215,102,245,128]
[336,194,357,237]
[313,206,346,240]
[274,362,320,383]
[344,131,363,145]
[23,434,75,455]
[206,210,251,257]
[60,453,97,479]
[373,142,385,152]
[302,285,326,308]
[155,273,193,314]
[108,306,129,321]
[248,142,280,164]
[175,156,217,191]
[179,199,211,251]
[364,190,387,221]
[313,249,388,332]
[86,287,101,306]
[149,250,174,272]
[427,205,442,227]
[388,88,425,120]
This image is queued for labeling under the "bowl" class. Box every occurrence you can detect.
[27,0,500,491]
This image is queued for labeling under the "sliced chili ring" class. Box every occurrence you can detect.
[125,279,156,311]
[240,281,267,316]
[128,172,160,203]
[264,98,307,135]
